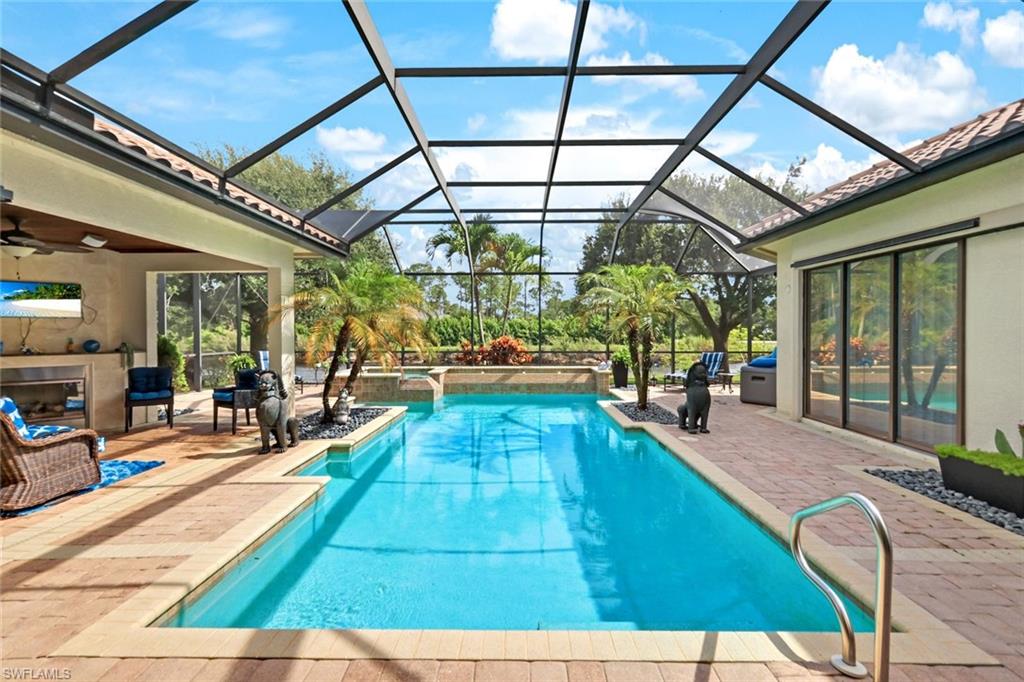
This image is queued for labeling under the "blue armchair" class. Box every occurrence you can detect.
[212,369,259,435]
[125,367,174,432]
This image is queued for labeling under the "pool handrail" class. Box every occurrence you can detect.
[789,492,893,682]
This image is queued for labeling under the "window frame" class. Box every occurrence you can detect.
[801,236,966,451]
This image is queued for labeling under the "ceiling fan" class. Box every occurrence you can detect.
[0,216,96,256]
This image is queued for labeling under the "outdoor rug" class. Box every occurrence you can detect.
[1,460,164,517]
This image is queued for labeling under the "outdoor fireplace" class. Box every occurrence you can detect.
[1,365,87,428]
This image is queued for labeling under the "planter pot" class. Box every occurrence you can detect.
[939,456,1024,517]
[612,362,629,388]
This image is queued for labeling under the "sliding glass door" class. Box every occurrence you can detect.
[805,265,843,424]
[897,243,961,448]
[846,256,892,437]
[804,240,962,450]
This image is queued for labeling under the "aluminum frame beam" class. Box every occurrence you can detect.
[448,180,647,187]
[344,0,479,345]
[403,207,626,214]
[223,76,384,182]
[694,145,810,215]
[48,1,197,84]
[394,65,744,77]
[608,0,829,264]
[305,145,420,221]
[430,138,685,148]
[760,75,923,173]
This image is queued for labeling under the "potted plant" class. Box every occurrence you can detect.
[610,347,631,388]
[936,425,1024,516]
[227,353,257,373]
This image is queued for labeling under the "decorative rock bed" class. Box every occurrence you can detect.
[614,401,678,425]
[297,408,390,440]
[158,407,196,421]
[866,468,1024,536]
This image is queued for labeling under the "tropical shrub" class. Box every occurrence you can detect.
[581,264,687,410]
[156,334,189,391]
[484,336,533,365]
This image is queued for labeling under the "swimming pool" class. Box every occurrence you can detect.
[171,394,872,631]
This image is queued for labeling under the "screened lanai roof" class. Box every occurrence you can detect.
[2,0,1022,274]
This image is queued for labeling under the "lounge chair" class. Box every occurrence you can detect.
[664,351,726,390]
[0,396,101,512]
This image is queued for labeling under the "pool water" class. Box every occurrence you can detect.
[173,394,873,631]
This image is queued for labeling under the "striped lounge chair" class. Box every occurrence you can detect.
[664,351,726,389]
[0,396,102,512]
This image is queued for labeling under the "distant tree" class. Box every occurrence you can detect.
[198,144,394,358]
[426,215,497,343]
[480,233,545,335]
[578,168,807,362]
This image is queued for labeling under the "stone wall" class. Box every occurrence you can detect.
[333,366,612,403]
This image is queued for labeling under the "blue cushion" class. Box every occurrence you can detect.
[236,369,260,390]
[1,396,31,439]
[749,356,776,368]
[212,390,235,402]
[127,367,172,394]
[65,398,85,410]
[26,424,76,439]
[127,390,172,401]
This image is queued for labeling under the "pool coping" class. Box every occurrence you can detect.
[50,400,999,666]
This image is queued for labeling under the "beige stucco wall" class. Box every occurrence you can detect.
[1,129,302,422]
[964,227,1024,450]
[766,154,1024,451]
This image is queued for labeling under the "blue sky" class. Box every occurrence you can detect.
[2,0,1021,271]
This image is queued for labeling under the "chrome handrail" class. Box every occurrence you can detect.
[790,493,893,682]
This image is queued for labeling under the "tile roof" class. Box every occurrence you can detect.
[92,119,342,250]
[742,99,1024,239]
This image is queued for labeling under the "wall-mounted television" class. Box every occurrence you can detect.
[0,281,83,318]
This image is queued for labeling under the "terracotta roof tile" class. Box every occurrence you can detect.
[92,119,342,249]
[743,99,1024,239]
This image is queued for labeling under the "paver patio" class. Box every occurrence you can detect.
[1,390,1021,681]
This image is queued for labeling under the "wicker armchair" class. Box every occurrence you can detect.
[0,407,101,512]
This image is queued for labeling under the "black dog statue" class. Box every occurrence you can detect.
[676,361,712,434]
[256,370,300,454]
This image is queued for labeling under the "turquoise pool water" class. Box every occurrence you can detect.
[172,394,873,631]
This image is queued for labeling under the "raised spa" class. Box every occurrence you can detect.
[170,394,872,631]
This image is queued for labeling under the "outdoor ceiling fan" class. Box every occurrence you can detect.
[0,216,97,256]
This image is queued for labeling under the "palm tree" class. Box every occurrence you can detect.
[580,264,687,410]
[296,259,429,422]
[425,215,497,343]
[480,233,545,336]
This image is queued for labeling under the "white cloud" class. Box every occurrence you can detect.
[189,7,289,46]
[467,114,487,133]
[921,2,980,47]
[315,126,387,154]
[584,52,704,101]
[982,10,1024,68]
[704,131,758,157]
[681,28,749,62]
[813,43,986,136]
[490,0,640,63]
[746,144,879,193]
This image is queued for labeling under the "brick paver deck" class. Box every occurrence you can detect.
[1,390,1021,681]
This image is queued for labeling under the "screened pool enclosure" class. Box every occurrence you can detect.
[5,0,1001,369]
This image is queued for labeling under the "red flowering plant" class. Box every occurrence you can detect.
[483,336,533,365]
[454,339,486,366]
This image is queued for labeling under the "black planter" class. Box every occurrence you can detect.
[612,362,629,388]
[939,457,1024,517]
